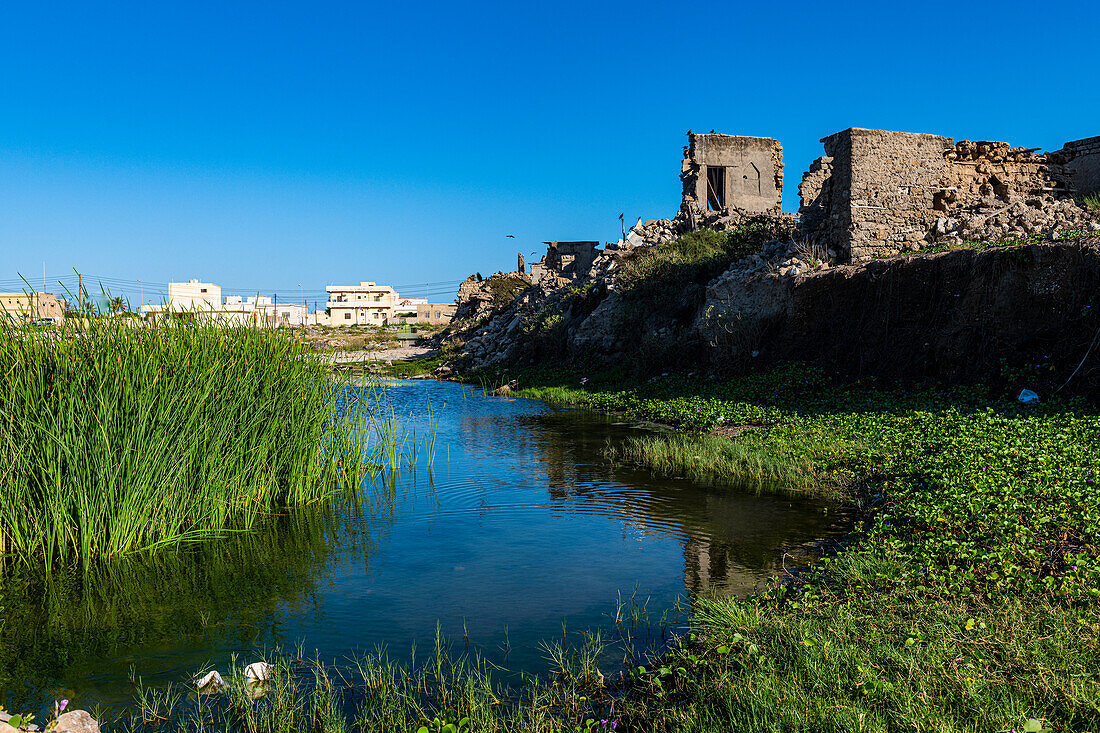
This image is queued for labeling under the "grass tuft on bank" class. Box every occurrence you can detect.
[603,432,838,497]
[0,316,372,570]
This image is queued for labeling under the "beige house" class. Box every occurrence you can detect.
[0,292,67,323]
[416,303,456,325]
[326,282,399,325]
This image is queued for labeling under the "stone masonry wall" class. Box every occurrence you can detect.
[830,128,952,261]
[938,140,1059,208]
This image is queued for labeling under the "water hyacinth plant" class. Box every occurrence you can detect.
[0,314,373,569]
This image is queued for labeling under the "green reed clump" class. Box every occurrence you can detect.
[0,316,371,569]
[603,433,830,496]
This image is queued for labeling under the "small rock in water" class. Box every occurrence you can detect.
[52,711,100,733]
[196,670,225,692]
[245,662,273,682]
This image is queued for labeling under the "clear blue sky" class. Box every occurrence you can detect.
[1,0,1097,305]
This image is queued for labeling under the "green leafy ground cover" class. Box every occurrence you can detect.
[496,365,1100,730]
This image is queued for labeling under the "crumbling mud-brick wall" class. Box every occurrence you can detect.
[1054,136,1100,197]
[800,128,1098,262]
[681,133,782,219]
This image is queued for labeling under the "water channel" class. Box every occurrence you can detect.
[0,380,846,713]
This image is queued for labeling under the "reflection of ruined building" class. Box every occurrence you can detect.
[680,133,783,220]
[800,128,1100,262]
[528,241,600,284]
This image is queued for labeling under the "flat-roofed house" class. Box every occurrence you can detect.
[326,282,399,325]
[415,303,456,325]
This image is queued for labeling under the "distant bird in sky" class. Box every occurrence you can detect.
[506,234,515,238]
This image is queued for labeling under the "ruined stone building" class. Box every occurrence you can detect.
[799,128,1100,262]
[680,133,783,224]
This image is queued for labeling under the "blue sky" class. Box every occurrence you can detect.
[1,0,1097,305]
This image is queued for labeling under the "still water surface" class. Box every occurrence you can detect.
[0,380,844,711]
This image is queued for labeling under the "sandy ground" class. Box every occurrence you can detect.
[327,345,435,364]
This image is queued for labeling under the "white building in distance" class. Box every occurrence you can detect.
[142,281,315,327]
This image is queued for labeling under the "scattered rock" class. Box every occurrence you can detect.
[52,711,100,733]
[196,670,225,692]
[245,661,273,682]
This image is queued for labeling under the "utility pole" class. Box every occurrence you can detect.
[77,273,82,312]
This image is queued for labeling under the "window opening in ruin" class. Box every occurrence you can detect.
[706,166,726,210]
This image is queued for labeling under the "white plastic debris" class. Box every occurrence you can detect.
[245,662,273,682]
[1018,389,1040,404]
[196,670,225,692]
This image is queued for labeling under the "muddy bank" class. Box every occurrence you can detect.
[701,241,1100,394]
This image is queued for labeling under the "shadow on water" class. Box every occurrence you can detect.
[0,379,849,715]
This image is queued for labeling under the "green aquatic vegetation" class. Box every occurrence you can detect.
[0,316,375,569]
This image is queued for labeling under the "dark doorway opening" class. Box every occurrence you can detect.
[706,166,726,210]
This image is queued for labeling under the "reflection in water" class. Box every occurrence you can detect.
[0,380,845,714]
[461,398,838,599]
[0,501,383,711]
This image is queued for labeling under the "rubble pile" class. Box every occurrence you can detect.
[930,195,1100,247]
[453,271,533,322]
[930,139,1100,246]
